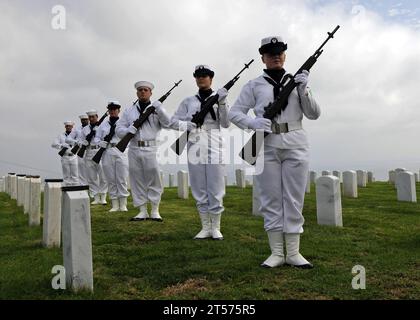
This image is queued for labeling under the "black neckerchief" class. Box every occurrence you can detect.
[106,117,118,141]
[89,123,97,136]
[65,131,71,136]
[195,88,217,120]
[263,68,287,115]
[136,100,152,125]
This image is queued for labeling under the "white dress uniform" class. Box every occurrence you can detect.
[51,127,79,186]
[66,122,89,186]
[94,114,129,212]
[116,89,171,220]
[81,120,108,204]
[228,36,320,268]
[170,65,230,240]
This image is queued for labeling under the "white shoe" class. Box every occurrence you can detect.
[285,233,313,269]
[150,203,163,221]
[109,199,119,212]
[210,214,223,240]
[130,205,148,221]
[91,194,101,205]
[119,197,128,212]
[261,231,285,268]
[194,213,212,239]
[100,193,107,205]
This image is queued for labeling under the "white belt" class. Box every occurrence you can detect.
[107,143,118,148]
[271,120,302,134]
[138,140,157,147]
[89,145,99,150]
[198,123,220,130]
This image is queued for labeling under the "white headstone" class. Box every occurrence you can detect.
[396,171,417,203]
[10,174,18,200]
[61,185,94,292]
[160,171,164,188]
[4,175,10,194]
[316,176,343,227]
[356,170,367,188]
[252,175,262,217]
[29,176,41,226]
[0,177,5,193]
[17,175,26,206]
[305,172,311,194]
[343,171,358,198]
[235,169,246,188]
[24,176,31,214]
[177,171,189,199]
[309,171,317,184]
[389,170,396,184]
[322,170,332,176]
[332,171,342,183]
[415,173,419,183]
[395,168,407,190]
[224,175,228,187]
[169,174,175,187]
[43,179,63,248]
[367,171,374,183]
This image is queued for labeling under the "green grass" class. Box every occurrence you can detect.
[0,182,419,300]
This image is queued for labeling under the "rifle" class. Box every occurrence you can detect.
[239,25,340,165]
[58,139,71,157]
[76,111,109,158]
[115,80,183,153]
[170,59,254,155]
[91,124,116,164]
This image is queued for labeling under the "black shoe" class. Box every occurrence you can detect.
[130,217,147,222]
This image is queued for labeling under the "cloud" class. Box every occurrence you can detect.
[0,0,420,180]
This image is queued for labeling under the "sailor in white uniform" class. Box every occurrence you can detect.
[66,114,89,186]
[94,101,130,212]
[80,110,108,205]
[116,81,171,221]
[228,37,321,268]
[51,121,79,186]
[170,65,230,240]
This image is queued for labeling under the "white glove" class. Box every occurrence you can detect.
[249,118,272,132]
[128,125,138,134]
[62,143,70,149]
[294,70,309,93]
[217,88,228,104]
[81,140,89,146]
[99,141,108,148]
[152,100,162,111]
[179,121,197,132]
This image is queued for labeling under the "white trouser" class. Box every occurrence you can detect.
[186,132,226,215]
[188,162,225,214]
[61,155,79,186]
[78,157,88,185]
[128,146,162,207]
[102,148,129,200]
[255,145,309,234]
[85,149,108,196]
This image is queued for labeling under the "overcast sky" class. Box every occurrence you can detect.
[1,0,419,181]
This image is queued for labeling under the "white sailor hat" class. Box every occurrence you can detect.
[134,81,154,90]
[107,100,121,109]
[86,109,98,116]
[193,65,215,78]
[259,36,287,55]
[64,121,74,126]
[79,114,88,120]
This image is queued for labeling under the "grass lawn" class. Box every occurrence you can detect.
[0,182,419,300]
